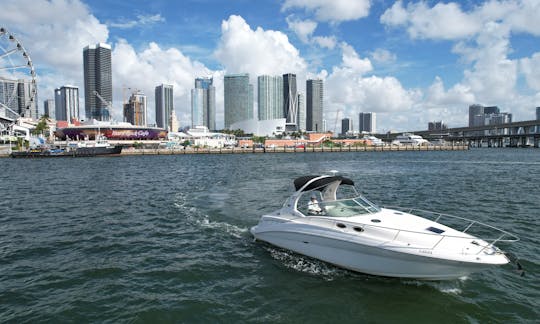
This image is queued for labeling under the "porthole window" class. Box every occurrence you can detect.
[336,223,346,228]
[371,219,381,223]
[353,226,364,232]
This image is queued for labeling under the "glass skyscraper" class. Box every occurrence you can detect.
[297,92,306,131]
[224,73,253,129]
[54,85,80,122]
[359,112,376,133]
[191,77,216,130]
[43,99,54,119]
[257,75,283,120]
[283,73,297,124]
[306,79,323,132]
[83,43,112,121]
[155,84,174,130]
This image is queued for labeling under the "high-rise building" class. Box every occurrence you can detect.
[0,80,18,115]
[283,73,297,125]
[359,112,376,133]
[469,104,484,127]
[191,77,216,130]
[224,73,253,129]
[428,121,447,131]
[155,84,174,130]
[123,90,147,126]
[43,99,55,119]
[258,75,283,120]
[169,109,179,132]
[306,79,324,132]
[54,85,80,122]
[536,107,540,120]
[17,80,38,119]
[297,92,306,131]
[341,118,352,136]
[83,43,112,121]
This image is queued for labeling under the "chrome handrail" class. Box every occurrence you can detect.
[299,207,519,255]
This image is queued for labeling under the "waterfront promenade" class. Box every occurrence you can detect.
[120,144,468,155]
[0,144,468,157]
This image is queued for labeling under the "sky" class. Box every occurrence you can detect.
[1,0,540,132]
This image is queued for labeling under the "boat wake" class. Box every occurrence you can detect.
[173,193,248,239]
[264,246,349,280]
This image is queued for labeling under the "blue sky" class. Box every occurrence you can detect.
[1,0,540,132]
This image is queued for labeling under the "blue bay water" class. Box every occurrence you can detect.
[1,149,539,323]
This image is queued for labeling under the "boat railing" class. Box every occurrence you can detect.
[382,206,519,251]
[301,207,518,255]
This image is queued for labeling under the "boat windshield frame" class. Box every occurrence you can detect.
[295,185,381,217]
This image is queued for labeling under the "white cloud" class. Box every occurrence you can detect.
[380,1,480,40]
[312,36,337,49]
[109,14,165,29]
[286,16,317,43]
[214,15,307,76]
[369,48,397,64]
[282,0,371,23]
[425,77,475,107]
[112,40,211,124]
[520,53,540,91]
[324,43,416,129]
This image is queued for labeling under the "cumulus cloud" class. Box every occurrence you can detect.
[324,43,416,129]
[380,1,480,40]
[112,40,212,124]
[109,14,165,29]
[282,0,371,23]
[369,48,397,64]
[286,16,317,43]
[214,15,307,76]
[520,52,540,91]
[312,36,337,49]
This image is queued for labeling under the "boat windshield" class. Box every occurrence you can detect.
[298,191,380,217]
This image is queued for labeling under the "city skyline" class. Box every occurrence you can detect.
[2,0,540,131]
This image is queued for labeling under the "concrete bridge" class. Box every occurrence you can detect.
[376,119,540,148]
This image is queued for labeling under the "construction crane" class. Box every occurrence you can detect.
[93,90,112,121]
[333,108,342,135]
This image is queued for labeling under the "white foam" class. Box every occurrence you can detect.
[266,247,346,280]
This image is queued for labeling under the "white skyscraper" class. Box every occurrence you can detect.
[54,85,80,122]
[258,75,283,120]
[296,92,306,131]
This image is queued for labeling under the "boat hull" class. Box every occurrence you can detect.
[10,146,122,158]
[251,227,506,280]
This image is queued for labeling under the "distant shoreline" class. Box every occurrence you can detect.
[121,144,470,155]
[0,144,468,158]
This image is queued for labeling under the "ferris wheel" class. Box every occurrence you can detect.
[0,26,37,121]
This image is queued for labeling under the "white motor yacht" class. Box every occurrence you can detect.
[251,175,519,280]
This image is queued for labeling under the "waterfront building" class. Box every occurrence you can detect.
[341,118,352,136]
[155,84,174,130]
[297,92,306,132]
[257,75,283,120]
[428,121,447,132]
[191,77,215,130]
[0,79,38,119]
[43,99,54,119]
[306,79,324,132]
[17,80,38,119]
[469,104,511,135]
[283,73,297,125]
[224,73,253,129]
[169,109,179,132]
[359,112,376,133]
[54,85,80,122]
[0,80,18,116]
[123,90,147,126]
[83,43,112,121]
[230,118,286,137]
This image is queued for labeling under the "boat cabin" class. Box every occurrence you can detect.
[284,175,380,218]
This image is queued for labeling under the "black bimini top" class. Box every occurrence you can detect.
[293,175,355,192]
